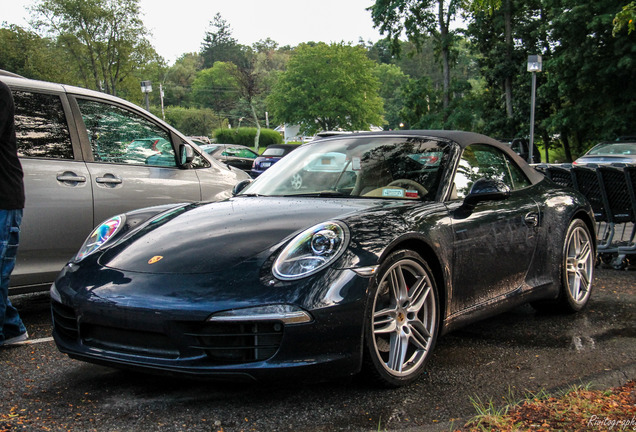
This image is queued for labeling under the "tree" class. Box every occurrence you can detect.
[266,43,384,135]
[374,63,410,129]
[200,13,246,68]
[370,0,462,121]
[542,0,636,157]
[0,24,74,83]
[466,0,543,138]
[191,62,240,119]
[162,53,203,107]
[30,0,158,96]
[230,48,266,151]
[613,1,636,34]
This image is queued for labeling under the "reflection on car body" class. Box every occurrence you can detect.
[250,144,298,177]
[199,144,259,173]
[1,73,249,294]
[51,130,596,387]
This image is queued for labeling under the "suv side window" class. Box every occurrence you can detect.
[13,90,74,159]
[454,144,531,199]
[76,98,176,167]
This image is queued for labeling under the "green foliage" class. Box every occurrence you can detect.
[0,25,74,83]
[542,0,636,155]
[613,1,636,34]
[374,63,410,129]
[213,127,282,147]
[162,53,203,107]
[30,0,160,96]
[399,75,443,129]
[200,13,247,69]
[162,106,227,137]
[191,62,240,115]
[267,42,384,134]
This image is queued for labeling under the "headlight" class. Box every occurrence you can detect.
[73,215,125,262]
[273,221,349,280]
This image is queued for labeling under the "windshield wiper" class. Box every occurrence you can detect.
[283,191,348,198]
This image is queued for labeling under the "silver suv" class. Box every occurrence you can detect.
[1,72,250,294]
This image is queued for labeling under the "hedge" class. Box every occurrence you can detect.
[213,127,283,147]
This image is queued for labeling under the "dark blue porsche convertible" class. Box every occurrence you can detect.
[51,131,595,387]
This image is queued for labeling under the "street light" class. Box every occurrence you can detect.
[527,55,542,164]
[140,80,152,112]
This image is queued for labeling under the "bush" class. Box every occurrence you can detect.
[213,127,283,147]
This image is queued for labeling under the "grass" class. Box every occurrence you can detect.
[454,380,636,431]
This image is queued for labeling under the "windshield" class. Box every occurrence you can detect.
[262,147,288,157]
[587,142,636,156]
[242,136,452,201]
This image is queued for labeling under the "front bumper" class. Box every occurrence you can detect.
[51,266,371,381]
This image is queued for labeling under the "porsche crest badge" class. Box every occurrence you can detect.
[148,256,163,264]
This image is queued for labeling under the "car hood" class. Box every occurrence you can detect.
[99,197,391,274]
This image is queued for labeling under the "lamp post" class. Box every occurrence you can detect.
[140,80,152,112]
[527,55,542,164]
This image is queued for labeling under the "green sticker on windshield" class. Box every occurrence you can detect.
[382,188,405,197]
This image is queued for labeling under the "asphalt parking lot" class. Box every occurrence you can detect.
[1,267,635,431]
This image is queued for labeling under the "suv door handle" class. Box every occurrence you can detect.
[96,175,123,185]
[56,172,87,184]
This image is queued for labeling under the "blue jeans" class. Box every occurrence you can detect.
[1,209,26,343]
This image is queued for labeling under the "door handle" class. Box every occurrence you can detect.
[524,212,540,227]
[96,175,123,185]
[56,172,87,184]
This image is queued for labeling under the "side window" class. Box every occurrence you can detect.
[13,90,74,159]
[76,99,176,167]
[453,144,531,199]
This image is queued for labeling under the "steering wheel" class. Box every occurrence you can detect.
[388,179,428,196]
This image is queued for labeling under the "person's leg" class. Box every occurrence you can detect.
[0,209,27,345]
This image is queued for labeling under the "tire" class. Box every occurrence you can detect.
[561,219,595,312]
[363,250,439,387]
[534,219,594,313]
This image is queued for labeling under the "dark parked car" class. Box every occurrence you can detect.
[199,144,259,173]
[0,72,249,294]
[51,131,595,387]
[573,141,636,166]
[250,144,298,177]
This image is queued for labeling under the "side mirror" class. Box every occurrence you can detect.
[464,178,510,207]
[232,179,252,196]
[179,143,194,166]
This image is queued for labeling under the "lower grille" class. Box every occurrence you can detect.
[184,322,283,363]
[51,301,79,341]
[81,324,179,359]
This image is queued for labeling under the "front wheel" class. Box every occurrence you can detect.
[363,250,439,387]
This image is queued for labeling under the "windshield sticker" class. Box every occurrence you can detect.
[405,190,419,198]
[383,188,405,198]
[410,152,443,166]
[352,157,361,171]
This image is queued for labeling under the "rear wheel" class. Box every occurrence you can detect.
[363,250,439,387]
[561,219,594,311]
[533,219,594,313]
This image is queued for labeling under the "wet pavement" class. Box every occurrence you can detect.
[1,267,635,431]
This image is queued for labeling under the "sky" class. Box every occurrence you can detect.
[2,0,385,64]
